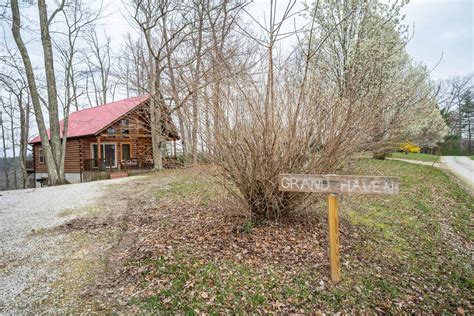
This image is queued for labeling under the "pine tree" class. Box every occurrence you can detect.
[459,89,474,154]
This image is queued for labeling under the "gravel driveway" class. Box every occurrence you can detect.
[389,156,473,192]
[441,156,474,188]
[0,177,134,313]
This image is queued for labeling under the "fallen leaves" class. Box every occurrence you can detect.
[63,165,473,314]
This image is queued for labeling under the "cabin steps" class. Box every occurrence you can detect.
[110,172,129,179]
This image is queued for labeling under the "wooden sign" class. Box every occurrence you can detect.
[279,173,400,283]
[278,174,399,195]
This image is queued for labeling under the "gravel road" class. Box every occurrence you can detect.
[441,156,474,188]
[0,177,134,313]
[389,156,473,192]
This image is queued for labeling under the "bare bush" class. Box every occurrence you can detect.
[207,0,447,220]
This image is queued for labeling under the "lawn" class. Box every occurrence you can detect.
[390,152,440,162]
[51,161,473,313]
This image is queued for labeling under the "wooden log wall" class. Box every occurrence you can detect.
[33,139,81,173]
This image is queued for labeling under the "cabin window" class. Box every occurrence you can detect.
[120,119,130,137]
[92,143,117,168]
[39,149,44,164]
[107,127,116,135]
[122,144,131,160]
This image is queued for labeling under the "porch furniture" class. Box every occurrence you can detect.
[37,177,48,187]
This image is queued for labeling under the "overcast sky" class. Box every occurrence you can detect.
[2,0,472,81]
[401,0,473,80]
[251,0,474,80]
[98,0,473,81]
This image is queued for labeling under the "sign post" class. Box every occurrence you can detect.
[278,174,400,282]
[327,193,340,282]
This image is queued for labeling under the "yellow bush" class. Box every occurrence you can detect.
[400,142,421,153]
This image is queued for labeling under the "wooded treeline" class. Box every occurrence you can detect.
[437,75,474,155]
[0,0,466,219]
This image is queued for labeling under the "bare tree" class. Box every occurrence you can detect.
[84,29,114,106]
[10,0,67,185]
[436,74,473,139]
[187,0,205,164]
[54,0,101,113]
[129,0,199,169]
[0,95,19,189]
[9,0,104,185]
[116,34,149,97]
[0,53,31,189]
[130,0,171,170]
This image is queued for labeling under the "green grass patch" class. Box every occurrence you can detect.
[155,174,217,205]
[351,159,473,240]
[390,152,440,162]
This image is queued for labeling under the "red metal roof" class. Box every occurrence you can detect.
[29,95,149,144]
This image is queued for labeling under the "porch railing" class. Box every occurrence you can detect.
[83,158,115,171]
[119,158,153,170]
[83,157,180,172]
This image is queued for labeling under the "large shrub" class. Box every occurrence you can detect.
[208,0,448,220]
[400,142,421,153]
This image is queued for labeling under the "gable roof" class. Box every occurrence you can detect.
[29,95,150,144]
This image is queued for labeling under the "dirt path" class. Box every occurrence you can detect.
[0,177,137,313]
[387,157,437,166]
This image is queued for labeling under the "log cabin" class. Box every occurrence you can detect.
[28,95,180,185]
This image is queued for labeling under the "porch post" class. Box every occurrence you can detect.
[135,138,140,168]
[97,136,102,159]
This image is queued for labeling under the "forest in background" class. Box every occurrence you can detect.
[0,0,471,200]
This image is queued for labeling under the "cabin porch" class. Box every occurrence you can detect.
[82,157,154,172]
[82,138,179,173]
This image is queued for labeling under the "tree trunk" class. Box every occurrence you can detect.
[10,0,61,185]
[19,94,29,188]
[212,80,221,144]
[162,18,187,161]
[9,103,18,189]
[148,54,163,171]
[176,109,187,158]
[71,66,79,112]
[38,0,64,182]
[468,116,472,155]
[154,59,163,171]
[1,116,10,189]
[191,4,204,165]
[204,93,211,154]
